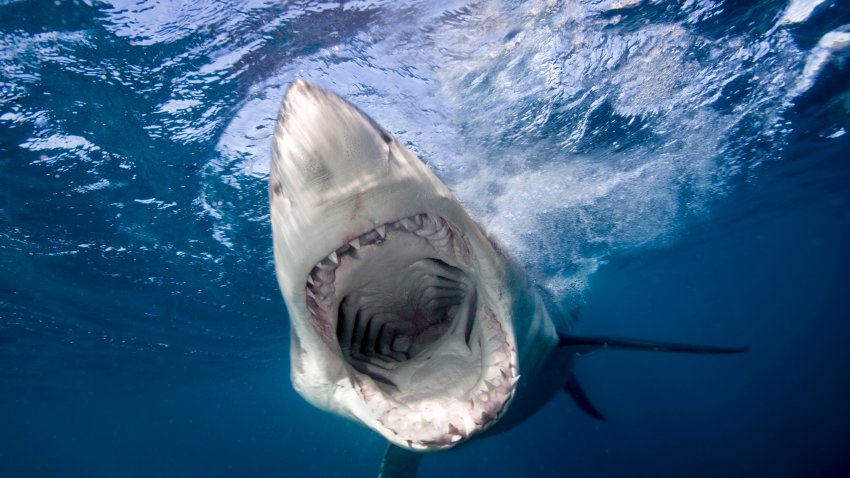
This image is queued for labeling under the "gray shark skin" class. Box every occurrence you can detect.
[269,81,746,477]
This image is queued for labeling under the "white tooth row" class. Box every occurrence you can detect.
[305,214,471,314]
[357,304,517,451]
[468,306,516,425]
[413,215,471,265]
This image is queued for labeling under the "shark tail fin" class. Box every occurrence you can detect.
[563,373,606,421]
[379,443,423,478]
[558,333,749,355]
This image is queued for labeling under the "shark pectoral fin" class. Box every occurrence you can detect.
[379,443,423,478]
[558,333,749,355]
[563,373,606,421]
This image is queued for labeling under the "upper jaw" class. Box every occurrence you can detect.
[270,81,519,450]
[270,80,462,306]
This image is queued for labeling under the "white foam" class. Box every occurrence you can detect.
[97,0,279,46]
[826,128,846,139]
[158,99,202,114]
[789,25,850,99]
[20,133,99,152]
[778,0,830,26]
[210,0,804,301]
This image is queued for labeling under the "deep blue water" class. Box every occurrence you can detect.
[1,0,849,477]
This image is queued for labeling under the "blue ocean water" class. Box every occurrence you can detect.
[1,0,849,476]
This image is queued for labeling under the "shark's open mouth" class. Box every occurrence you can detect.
[304,214,517,449]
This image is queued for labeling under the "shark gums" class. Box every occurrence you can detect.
[268,80,746,477]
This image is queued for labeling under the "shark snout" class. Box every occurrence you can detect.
[271,80,394,204]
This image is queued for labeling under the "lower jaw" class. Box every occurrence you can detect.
[349,302,517,451]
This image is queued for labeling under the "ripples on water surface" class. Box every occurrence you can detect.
[1,1,849,477]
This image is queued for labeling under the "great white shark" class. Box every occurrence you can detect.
[269,80,746,477]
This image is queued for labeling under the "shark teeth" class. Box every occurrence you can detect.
[305,213,472,305]
[327,251,339,265]
[359,230,381,246]
[401,215,423,231]
[352,304,517,451]
[303,215,515,451]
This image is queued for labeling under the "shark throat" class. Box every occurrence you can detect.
[304,213,517,449]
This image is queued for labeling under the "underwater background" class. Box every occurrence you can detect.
[1,0,849,476]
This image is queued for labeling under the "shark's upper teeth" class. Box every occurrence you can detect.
[310,266,335,284]
[317,256,338,270]
[401,215,423,231]
[359,230,381,246]
[306,213,471,298]
[429,219,450,240]
[335,243,353,257]
[327,251,339,265]
[415,215,439,236]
